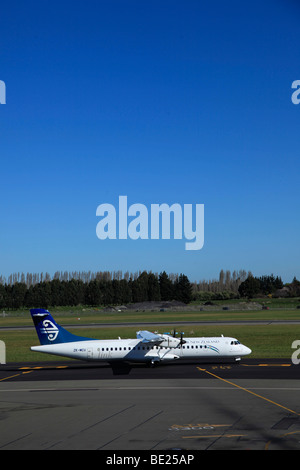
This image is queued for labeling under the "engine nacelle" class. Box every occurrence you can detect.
[159,334,183,348]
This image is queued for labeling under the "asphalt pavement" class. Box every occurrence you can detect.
[1,359,300,450]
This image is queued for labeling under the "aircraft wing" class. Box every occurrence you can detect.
[136,330,165,344]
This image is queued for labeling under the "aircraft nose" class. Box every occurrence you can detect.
[243,346,252,355]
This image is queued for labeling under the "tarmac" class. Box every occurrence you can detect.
[1,360,300,450]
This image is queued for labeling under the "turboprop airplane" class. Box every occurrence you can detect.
[30,308,252,365]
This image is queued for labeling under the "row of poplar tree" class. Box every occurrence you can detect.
[0,271,193,309]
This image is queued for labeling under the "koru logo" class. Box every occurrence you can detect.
[40,320,59,341]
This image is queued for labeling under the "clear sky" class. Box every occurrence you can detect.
[0,0,299,283]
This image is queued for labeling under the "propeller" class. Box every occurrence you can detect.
[179,331,186,346]
[172,329,186,347]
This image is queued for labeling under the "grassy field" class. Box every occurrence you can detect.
[0,298,300,362]
[1,301,300,327]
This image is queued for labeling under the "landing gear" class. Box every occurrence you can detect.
[149,359,160,367]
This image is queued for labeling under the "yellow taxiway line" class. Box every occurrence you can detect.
[197,367,300,416]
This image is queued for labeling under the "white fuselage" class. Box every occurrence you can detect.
[31,336,251,363]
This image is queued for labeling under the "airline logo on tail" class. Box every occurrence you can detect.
[32,310,59,341]
[31,309,94,344]
[39,319,59,341]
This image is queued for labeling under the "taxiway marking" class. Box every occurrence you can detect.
[182,434,246,439]
[0,371,33,382]
[19,366,68,370]
[197,367,300,416]
[265,430,300,450]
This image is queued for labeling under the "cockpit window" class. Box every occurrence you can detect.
[230,340,241,345]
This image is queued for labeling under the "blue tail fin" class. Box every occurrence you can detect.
[30,309,93,345]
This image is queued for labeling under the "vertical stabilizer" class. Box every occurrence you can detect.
[30,308,93,345]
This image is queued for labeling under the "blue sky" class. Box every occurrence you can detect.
[0,0,299,283]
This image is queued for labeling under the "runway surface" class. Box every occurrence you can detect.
[3,318,300,332]
[1,358,299,381]
[1,359,300,450]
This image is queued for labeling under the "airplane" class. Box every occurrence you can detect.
[30,308,252,366]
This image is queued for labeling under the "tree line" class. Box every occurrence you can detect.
[0,271,193,309]
[238,274,300,299]
[0,269,298,310]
